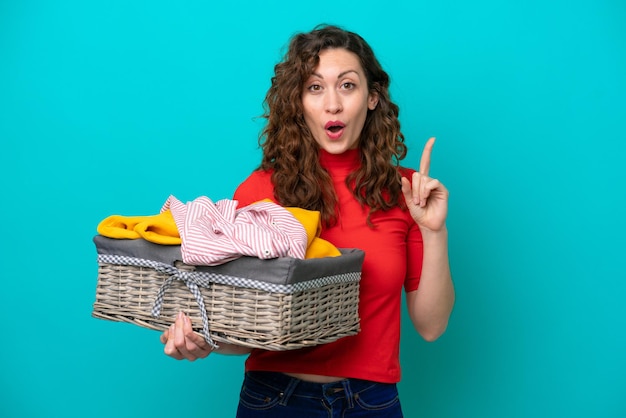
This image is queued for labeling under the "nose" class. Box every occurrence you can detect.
[325,90,343,114]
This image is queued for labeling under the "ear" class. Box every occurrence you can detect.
[368,91,379,110]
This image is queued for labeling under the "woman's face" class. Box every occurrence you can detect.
[302,48,378,154]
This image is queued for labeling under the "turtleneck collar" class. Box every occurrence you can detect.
[319,148,361,175]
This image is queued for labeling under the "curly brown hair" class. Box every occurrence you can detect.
[259,24,407,227]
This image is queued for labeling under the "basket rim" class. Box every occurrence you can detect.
[97,254,361,294]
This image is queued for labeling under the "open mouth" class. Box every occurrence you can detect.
[325,121,346,136]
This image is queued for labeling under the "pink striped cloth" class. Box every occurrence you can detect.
[161,195,307,266]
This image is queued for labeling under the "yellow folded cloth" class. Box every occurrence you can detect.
[97,210,181,245]
[134,211,181,245]
[256,200,341,259]
[284,206,341,259]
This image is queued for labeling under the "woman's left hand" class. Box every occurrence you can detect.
[401,137,449,232]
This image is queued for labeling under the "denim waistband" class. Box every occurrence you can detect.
[245,371,394,407]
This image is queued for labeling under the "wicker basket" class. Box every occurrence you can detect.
[92,236,363,351]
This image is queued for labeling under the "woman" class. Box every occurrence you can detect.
[161,24,455,417]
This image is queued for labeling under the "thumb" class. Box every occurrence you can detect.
[401,177,411,200]
[401,176,418,207]
[160,324,173,344]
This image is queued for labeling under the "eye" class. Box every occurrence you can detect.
[341,82,356,90]
[307,84,323,92]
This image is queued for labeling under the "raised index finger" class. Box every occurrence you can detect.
[419,137,436,176]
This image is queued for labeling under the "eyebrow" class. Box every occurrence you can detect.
[310,69,361,79]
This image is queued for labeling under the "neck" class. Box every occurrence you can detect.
[319,148,361,173]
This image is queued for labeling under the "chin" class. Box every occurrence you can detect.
[319,141,357,154]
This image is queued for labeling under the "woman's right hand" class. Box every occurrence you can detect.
[160,311,213,361]
[160,311,253,360]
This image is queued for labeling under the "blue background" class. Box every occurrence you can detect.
[1,1,624,417]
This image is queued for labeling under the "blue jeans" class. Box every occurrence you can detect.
[236,371,403,417]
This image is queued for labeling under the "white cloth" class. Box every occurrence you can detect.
[161,195,307,266]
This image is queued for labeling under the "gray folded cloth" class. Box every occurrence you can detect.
[93,235,364,286]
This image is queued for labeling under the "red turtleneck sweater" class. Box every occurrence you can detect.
[232,149,423,383]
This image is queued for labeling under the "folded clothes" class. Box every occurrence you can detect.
[96,198,341,260]
[97,210,181,245]
[280,206,340,259]
[134,211,181,245]
[162,195,309,265]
